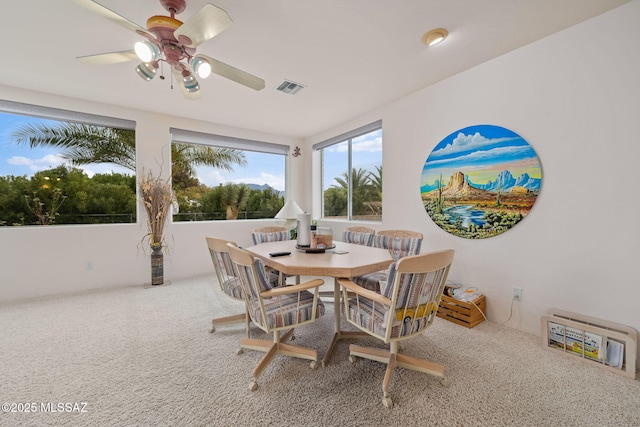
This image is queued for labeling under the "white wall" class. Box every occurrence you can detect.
[0,86,303,301]
[310,1,640,369]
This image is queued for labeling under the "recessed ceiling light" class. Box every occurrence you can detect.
[422,28,448,46]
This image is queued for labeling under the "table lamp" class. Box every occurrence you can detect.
[275,200,304,237]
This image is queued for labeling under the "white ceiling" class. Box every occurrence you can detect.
[1,0,630,139]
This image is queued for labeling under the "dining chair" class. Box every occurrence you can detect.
[338,249,455,408]
[352,229,423,292]
[250,226,290,244]
[205,237,250,339]
[250,226,294,285]
[341,226,375,246]
[227,243,326,391]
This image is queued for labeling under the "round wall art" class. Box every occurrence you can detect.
[421,124,542,239]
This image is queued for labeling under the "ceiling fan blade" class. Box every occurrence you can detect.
[198,55,265,91]
[171,68,202,100]
[77,50,138,65]
[72,0,153,38]
[173,4,233,48]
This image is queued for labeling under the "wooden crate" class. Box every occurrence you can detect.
[437,294,486,328]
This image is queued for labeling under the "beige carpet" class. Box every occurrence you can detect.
[1,275,639,427]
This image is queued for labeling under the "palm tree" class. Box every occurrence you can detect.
[333,167,371,191]
[12,123,137,170]
[11,123,246,184]
[219,183,251,220]
[368,165,382,201]
[171,143,246,183]
[333,167,375,216]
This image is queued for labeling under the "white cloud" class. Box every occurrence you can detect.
[6,154,131,178]
[353,136,382,152]
[226,172,284,191]
[326,135,382,153]
[431,132,518,158]
[199,168,284,192]
[7,154,67,171]
[199,169,227,187]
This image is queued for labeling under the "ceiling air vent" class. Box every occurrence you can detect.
[275,80,306,95]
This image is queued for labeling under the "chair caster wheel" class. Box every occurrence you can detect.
[348,355,357,363]
[249,381,258,391]
[440,378,451,387]
[236,348,244,355]
[290,335,295,341]
[382,397,393,408]
[310,361,318,369]
[209,327,216,333]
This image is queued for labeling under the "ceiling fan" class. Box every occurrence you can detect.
[73,0,265,99]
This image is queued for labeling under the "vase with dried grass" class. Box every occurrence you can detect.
[139,170,172,286]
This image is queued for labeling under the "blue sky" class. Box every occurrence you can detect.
[322,129,382,189]
[0,112,131,179]
[421,125,541,187]
[1,112,382,192]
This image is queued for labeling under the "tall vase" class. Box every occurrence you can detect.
[150,245,164,286]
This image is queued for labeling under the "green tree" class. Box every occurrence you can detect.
[323,187,348,217]
[332,167,375,216]
[369,165,382,201]
[171,143,246,188]
[219,183,251,220]
[12,123,136,170]
[245,187,284,218]
[0,175,31,225]
[200,187,224,219]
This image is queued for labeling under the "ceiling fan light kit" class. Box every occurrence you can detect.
[73,0,265,98]
[190,56,212,79]
[134,41,161,63]
[136,62,159,81]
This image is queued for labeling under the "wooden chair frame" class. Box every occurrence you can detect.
[377,229,423,239]
[205,237,250,337]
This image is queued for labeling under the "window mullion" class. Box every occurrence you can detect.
[348,138,353,220]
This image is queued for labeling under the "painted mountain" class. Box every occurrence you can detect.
[469,170,541,192]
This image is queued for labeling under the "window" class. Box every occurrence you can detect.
[314,120,382,221]
[170,128,287,221]
[0,100,136,226]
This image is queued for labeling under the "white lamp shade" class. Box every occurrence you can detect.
[134,41,160,62]
[190,56,212,79]
[136,62,158,81]
[275,200,304,219]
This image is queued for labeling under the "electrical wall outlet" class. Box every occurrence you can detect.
[512,286,522,301]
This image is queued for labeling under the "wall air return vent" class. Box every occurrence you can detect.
[275,80,306,95]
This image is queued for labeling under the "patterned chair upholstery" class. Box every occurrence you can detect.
[352,231,422,292]
[227,244,325,391]
[338,249,455,408]
[205,237,250,337]
[341,229,375,246]
[251,226,290,245]
[250,226,293,285]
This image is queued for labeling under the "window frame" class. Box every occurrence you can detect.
[170,128,289,221]
[0,100,137,226]
[313,120,382,221]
